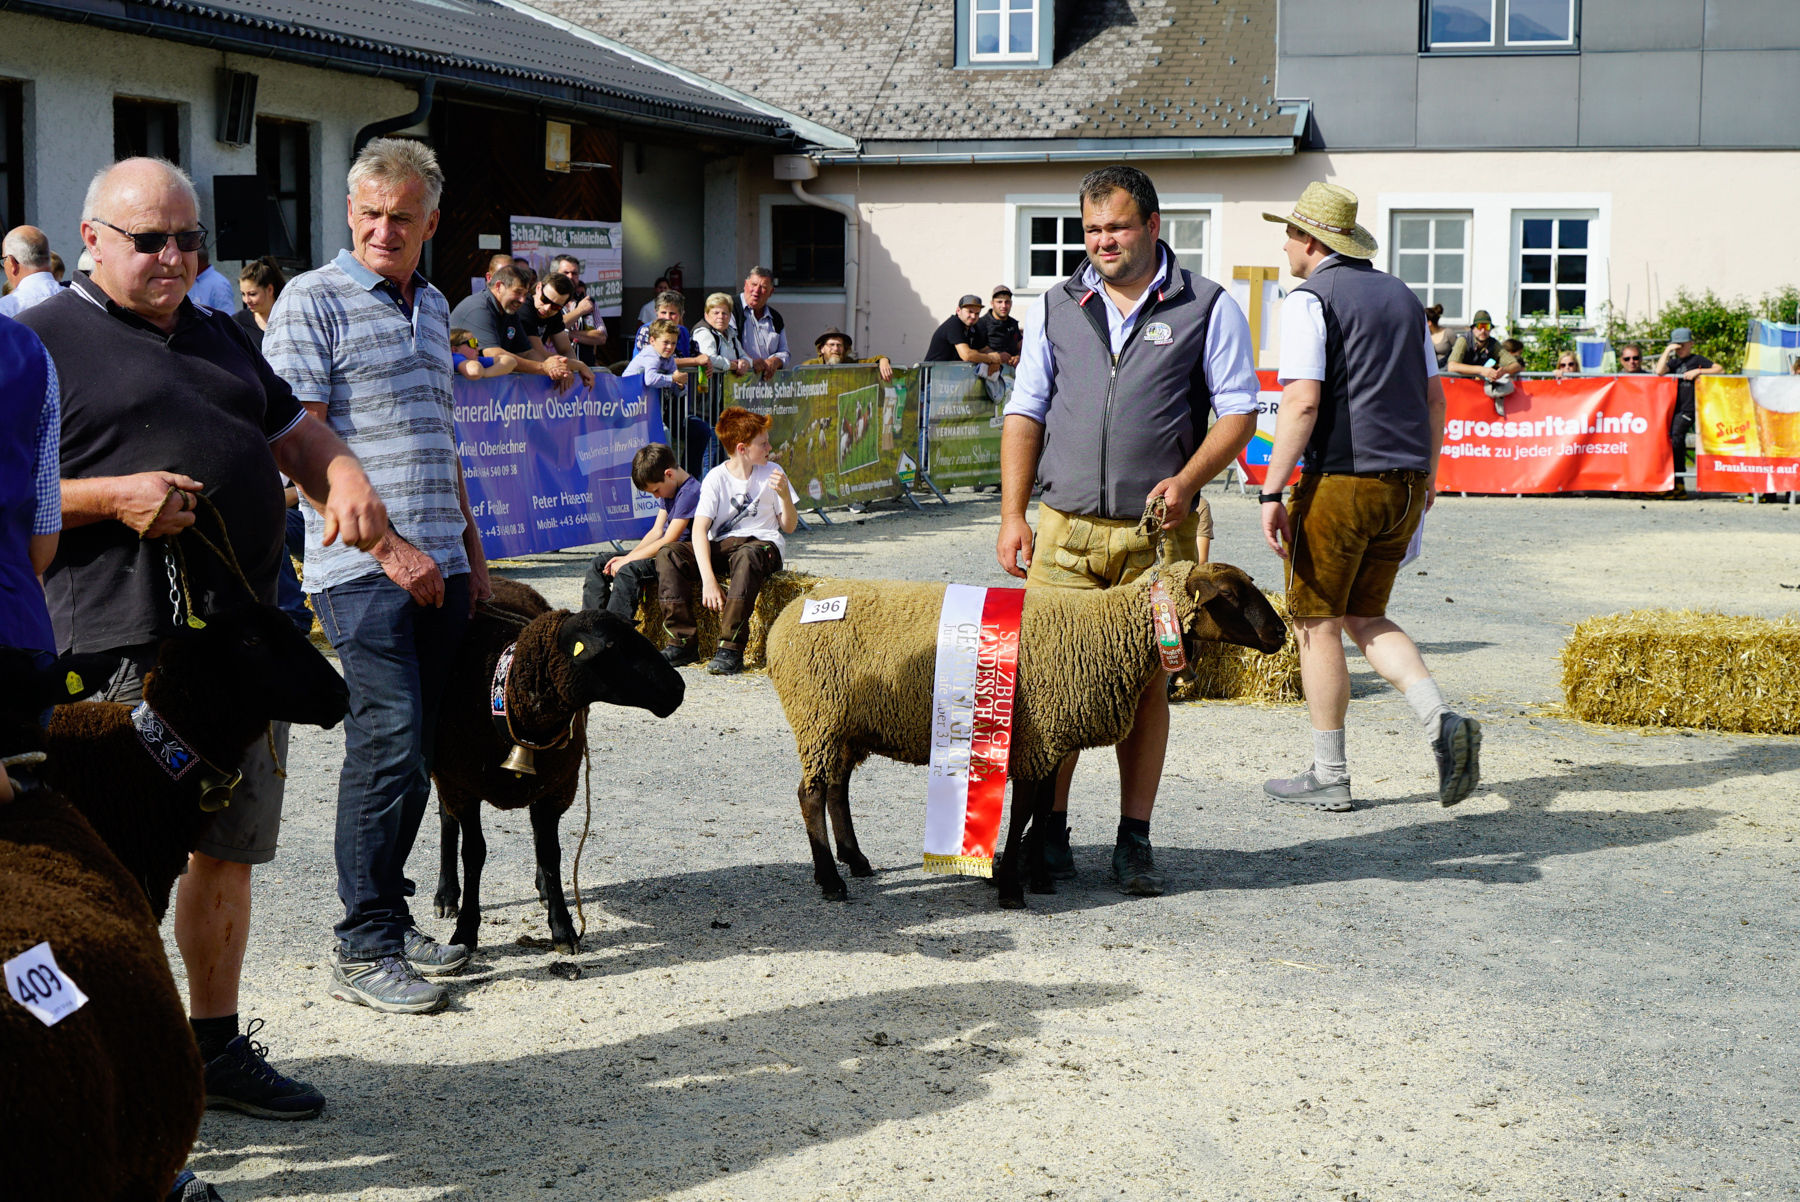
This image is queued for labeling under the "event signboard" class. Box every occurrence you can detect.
[1235,369,1299,489]
[453,373,664,559]
[1696,376,1800,492]
[922,362,1007,488]
[508,215,623,316]
[722,365,919,507]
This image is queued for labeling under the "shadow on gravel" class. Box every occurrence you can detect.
[191,979,1134,1200]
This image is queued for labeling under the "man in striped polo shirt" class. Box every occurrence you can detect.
[265,138,491,1016]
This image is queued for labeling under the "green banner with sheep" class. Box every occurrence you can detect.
[721,365,920,508]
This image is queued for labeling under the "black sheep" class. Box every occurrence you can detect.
[432,576,685,953]
[0,648,203,1201]
[44,601,349,920]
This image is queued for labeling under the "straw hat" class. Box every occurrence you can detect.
[1263,182,1379,260]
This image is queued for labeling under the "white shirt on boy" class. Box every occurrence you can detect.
[696,460,801,555]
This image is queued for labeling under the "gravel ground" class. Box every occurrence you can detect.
[178,487,1800,1202]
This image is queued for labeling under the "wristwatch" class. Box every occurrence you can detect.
[1258,492,1285,504]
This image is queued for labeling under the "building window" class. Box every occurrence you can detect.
[1391,212,1470,322]
[256,118,311,267]
[972,0,1039,61]
[1018,206,1208,291]
[114,97,181,164]
[770,205,844,288]
[1513,212,1591,322]
[1424,0,1575,51]
[0,81,22,232]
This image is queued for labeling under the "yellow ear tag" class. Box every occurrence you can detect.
[572,641,585,656]
[186,615,207,629]
[65,671,85,695]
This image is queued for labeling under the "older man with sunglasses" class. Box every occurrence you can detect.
[19,158,386,1146]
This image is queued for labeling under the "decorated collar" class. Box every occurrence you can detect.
[490,641,576,757]
[131,702,240,811]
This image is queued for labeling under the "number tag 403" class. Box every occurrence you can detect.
[5,942,90,1027]
[799,596,850,624]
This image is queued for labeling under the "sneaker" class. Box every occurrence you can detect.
[705,646,744,675]
[330,953,447,1014]
[203,1018,325,1119]
[1432,712,1483,806]
[1264,767,1354,812]
[1111,831,1164,897]
[661,643,698,667]
[167,1169,224,1202]
[403,927,469,976]
[1043,830,1077,880]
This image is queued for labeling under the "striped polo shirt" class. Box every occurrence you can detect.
[264,249,469,593]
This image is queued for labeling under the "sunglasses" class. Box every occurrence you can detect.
[1620,355,1641,362]
[92,219,208,255]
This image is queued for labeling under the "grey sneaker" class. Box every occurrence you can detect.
[1111,831,1164,897]
[705,646,744,675]
[330,953,447,1014]
[661,642,698,667]
[403,927,469,976]
[1264,768,1354,812]
[1432,712,1483,806]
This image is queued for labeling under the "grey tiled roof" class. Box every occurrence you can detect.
[535,0,1282,142]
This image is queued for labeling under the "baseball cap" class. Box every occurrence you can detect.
[991,285,1013,298]
[1670,327,1694,343]
[958,294,982,308]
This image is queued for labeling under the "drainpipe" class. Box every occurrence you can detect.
[353,78,437,157]
[776,158,861,347]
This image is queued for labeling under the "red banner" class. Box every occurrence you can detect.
[1438,376,1674,493]
[1695,376,1800,493]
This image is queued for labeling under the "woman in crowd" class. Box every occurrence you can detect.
[692,291,752,377]
[236,256,286,352]
[1554,351,1582,379]
[1426,304,1453,370]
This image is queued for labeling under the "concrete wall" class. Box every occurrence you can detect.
[0,10,419,283]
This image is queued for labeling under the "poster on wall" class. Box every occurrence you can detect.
[508,215,623,316]
[723,365,919,507]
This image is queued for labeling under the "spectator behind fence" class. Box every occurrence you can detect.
[519,272,595,387]
[926,294,1008,373]
[975,285,1023,364]
[264,136,490,1016]
[449,326,518,379]
[1426,304,1452,370]
[581,442,698,622]
[656,406,798,676]
[633,289,706,371]
[0,225,61,317]
[804,325,894,383]
[736,267,789,381]
[1444,309,1507,387]
[1618,343,1646,373]
[638,275,669,328]
[482,253,511,290]
[234,255,286,353]
[627,318,688,415]
[1553,351,1582,379]
[448,263,579,392]
[693,291,752,377]
[551,253,607,363]
[1656,327,1723,498]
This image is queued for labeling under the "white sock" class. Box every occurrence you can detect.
[1312,728,1348,783]
[1404,677,1450,736]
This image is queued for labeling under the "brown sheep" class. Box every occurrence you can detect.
[0,648,201,1202]
[432,576,686,954]
[764,561,1288,907]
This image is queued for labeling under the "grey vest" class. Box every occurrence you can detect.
[1292,257,1433,474]
[1036,244,1224,519]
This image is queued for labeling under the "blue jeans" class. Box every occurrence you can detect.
[314,570,470,959]
[275,506,312,635]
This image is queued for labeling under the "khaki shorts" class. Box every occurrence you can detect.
[1285,471,1428,620]
[99,644,288,865]
[1025,500,1208,591]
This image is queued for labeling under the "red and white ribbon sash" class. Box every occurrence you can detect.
[923,584,1025,877]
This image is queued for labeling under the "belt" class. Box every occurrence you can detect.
[1307,468,1428,482]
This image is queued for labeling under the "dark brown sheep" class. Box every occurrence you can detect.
[765,561,1289,907]
[432,576,686,954]
[0,648,201,1202]
[44,601,349,920]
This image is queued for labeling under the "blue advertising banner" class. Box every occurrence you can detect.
[453,374,666,559]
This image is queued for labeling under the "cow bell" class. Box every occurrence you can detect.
[500,743,538,776]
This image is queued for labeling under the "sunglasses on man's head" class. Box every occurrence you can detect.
[92,219,208,255]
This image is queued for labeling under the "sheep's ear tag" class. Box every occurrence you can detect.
[572,640,585,657]
[186,614,207,629]
[64,671,85,695]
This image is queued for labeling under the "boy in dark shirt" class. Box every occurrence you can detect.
[974,285,1022,364]
[582,443,698,621]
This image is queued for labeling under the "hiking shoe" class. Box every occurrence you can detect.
[203,1017,325,1119]
[1111,831,1164,897]
[403,927,469,976]
[330,953,447,1014]
[1264,768,1354,812]
[661,643,698,667]
[1432,712,1483,806]
[706,646,744,675]
[1043,830,1077,880]
[167,1169,224,1202]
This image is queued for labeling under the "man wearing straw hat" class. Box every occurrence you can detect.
[1257,182,1482,812]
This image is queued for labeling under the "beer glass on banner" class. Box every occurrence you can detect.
[1751,378,1800,459]
[1699,378,1760,457]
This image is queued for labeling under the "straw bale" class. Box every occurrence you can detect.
[1171,588,1301,705]
[637,570,822,671]
[1560,609,1800,734]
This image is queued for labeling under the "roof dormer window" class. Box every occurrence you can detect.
[957,0,1051,68]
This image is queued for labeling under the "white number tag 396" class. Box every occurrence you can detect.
[799,596,849,624]
[5,942,90,1027]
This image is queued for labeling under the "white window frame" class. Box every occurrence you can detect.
[1505,0,1576,47]
[756,192,850,304]
[1510,209,1598,327]
[1425,0,1496,49]
[970,0,1041,64]
[1425,0,1576,51]
[1003,193,1221,297]
[1390,210,1473,324]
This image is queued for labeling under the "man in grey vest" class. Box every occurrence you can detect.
[997,165,1259,895]
[1258,182,1481,812]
